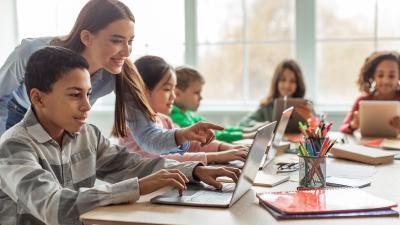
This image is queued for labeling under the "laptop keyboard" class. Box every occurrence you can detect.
[189,190,233,203]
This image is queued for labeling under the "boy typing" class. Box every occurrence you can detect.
[170,66,258,143]
[0,47,239,225]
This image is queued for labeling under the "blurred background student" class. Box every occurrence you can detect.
[170,66,259,143]
[239,59,312,128]
[118,55,248,165]
[340,51,400,134]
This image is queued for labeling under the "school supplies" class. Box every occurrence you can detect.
[253,171,290,187]
[330,144,396,165]
[256,188,398,218]
[297,116,336,188]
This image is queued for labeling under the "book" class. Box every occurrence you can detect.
[256,188,397,215]
[330,144,395,165]
[362,138,400,150]
[259,200,399,220]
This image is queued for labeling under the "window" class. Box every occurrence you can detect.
[316,0,400,105]
[196,0,295,105]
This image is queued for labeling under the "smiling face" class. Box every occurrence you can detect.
[373,59,400,97]
[147,70,177,115]
[81,18,134,74]
[32,68,92,141]
[277,68,297,97]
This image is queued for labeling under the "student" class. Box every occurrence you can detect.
[118,56,248,165]
[340,51,400,134]
[170,66,258,143]
[0,0,220,155]
[239,59,311,127]
[0,46,240,225]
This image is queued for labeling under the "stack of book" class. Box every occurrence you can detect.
[257,188,398,219]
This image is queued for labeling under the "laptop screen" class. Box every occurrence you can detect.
[229,121,277,206]
[262,107,293,169]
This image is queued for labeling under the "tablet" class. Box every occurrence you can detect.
[273,97,313,133]
[359,100,399,138]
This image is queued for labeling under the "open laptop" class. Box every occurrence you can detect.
[273,96,312,133]
[359,100,399,138]
[150,121,277,208]
[259,107,293,170]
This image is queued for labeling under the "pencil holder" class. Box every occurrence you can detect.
[298,155,326,188]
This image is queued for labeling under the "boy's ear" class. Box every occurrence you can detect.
[30,89,45,108]
[80,30,93,47]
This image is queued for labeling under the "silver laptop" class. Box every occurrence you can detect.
[259,107,293,170]
[150,122,277,208]
[359,100,399,138]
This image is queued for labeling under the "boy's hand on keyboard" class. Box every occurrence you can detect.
[138,169,189,196]
[176,122,223,146]
[193,166,241,189]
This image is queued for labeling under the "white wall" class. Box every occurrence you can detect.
[0,0,18,65]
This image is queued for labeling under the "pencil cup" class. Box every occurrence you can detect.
[298,155,326,188]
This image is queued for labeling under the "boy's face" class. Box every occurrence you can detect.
[147,70,177,115]
[175,81,203,112]
[33,68,92,139]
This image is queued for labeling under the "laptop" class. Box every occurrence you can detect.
[359,100,399,138]
[150,121,277,208]
[259,107,293,170]
[273,96,312,133]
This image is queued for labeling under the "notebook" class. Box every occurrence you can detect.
[359,100,399,138]
[256,188,397,215]
[330,144,396,165]
[253,171,289,187]
[362,138,400,150]
[150,122,277,208]
[259,200,399,220]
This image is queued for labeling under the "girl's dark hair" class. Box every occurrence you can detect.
[134,55,173,91]
[25,46,89,98]
[260,59,306,107]
[52,0,155,137]
[357,51,400,94]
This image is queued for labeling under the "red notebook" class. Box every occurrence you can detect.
[256,188,397,215]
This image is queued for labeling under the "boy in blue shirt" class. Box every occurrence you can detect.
[0,47,240,225]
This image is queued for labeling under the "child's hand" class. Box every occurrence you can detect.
[207,148,249,164]
[218,143,248,151]
[389,116,400,131]
[138,169,189,196]
[295,104,314,120]
[193,166,241,189]
[350,111,360,130]
[176,122,224,146]
[242,131,257,139]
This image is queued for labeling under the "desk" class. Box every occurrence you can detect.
[80,157,400,225]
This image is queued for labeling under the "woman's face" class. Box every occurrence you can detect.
[373,59,399,96]
[147,70,177,115]
[83,18,134,74]
[278,68,297,97]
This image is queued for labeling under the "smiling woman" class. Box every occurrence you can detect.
[0,0,221,155]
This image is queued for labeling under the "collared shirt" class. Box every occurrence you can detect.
[0,37,188,154]
[0,108,200,225]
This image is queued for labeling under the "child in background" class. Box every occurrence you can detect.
[239,59,311,127]
[171,66,258,143]
[0,47,240,225]
[340,51,400,134]
[118,56,248,165]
